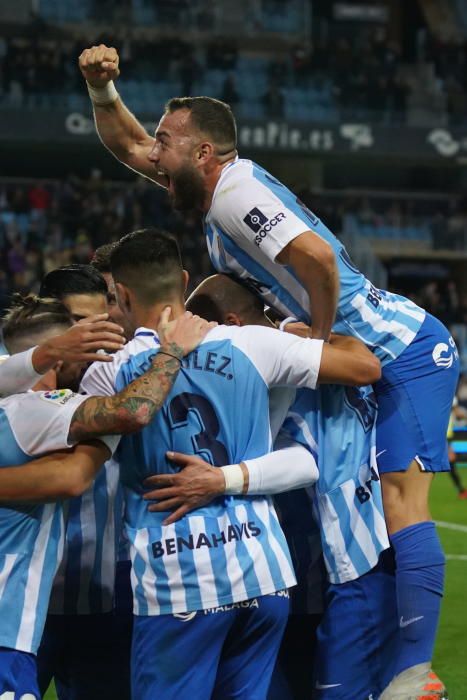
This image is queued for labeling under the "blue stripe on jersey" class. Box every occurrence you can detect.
[132,548,149,616]
[1,553,28,646]
[322,488,372,574]
[218,506,261,600]
[250,162,426,364]
[279,386,388,583]
[199,514,234,605]
[174,519,205,611]
[32,506,63,651]
[258,504,289,592]
[0,409,64,653]
[89,469,110,613]
[63,497,83,614]
[207,221,309,323]
[114,333,295,614]
[207,160,426,365]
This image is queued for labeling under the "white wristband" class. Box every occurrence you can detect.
[279,316,298,332]
[87,80,119,106]
[221,464,245,495]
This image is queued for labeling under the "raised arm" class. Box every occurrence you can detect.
[0,442,111,502]
[78,44,163,183]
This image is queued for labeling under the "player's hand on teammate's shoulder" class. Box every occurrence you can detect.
[280,321,313,339]
[41,313,126,365]
[143,452,225,524]
[157,307,217,359]
[79,44,120,87]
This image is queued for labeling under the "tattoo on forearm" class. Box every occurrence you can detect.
[69,349,182,442]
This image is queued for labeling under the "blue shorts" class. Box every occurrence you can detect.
[375,313,460,473]
[132,591,290,700]
[37,611,132,700]
[268,613,321,700]
[314,553,398,700]
[0,647,40,698]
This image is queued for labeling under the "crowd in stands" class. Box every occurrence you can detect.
[1,18,467,125]
[1,174,466,368]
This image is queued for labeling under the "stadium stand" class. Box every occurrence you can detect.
[0,2,466,126]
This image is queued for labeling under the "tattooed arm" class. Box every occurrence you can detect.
[68,308,216,443]
[69,350,180,441]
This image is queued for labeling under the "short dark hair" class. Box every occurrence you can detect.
[110,228,184,306]
[91,243,118,274]
[165,96,237,153]
[186,274,264,324]
[2,294,73,355]
[39,264,108,300]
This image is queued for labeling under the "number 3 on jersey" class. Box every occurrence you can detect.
[169,392,229,465]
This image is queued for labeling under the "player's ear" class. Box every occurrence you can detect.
[196,141,214,163]
[182,269,189,293]
[225,312,242,327]
[115,282,131,314]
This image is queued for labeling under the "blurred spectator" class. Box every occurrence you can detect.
[0,174,465,369]
[262,83,285,118]
[221,75,239,106]
[1,15,467,126]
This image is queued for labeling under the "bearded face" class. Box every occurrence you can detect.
[168,162,206,212]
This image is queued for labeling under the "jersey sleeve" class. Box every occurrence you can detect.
[211,174,311,262]
[0,348,42,397]
[231,325,323,390]
[244,436,318,495]
[80,355,118,397]
[6,391,120,456]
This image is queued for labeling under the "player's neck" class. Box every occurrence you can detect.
[202,155,236,212]
[133,300,186,333]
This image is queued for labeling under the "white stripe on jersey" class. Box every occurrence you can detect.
[162,522,188,612]
[286,412,318,454]
[16,505,61,651]
[340,478,379,564]
[0,554,18,599]
[131,529,160,615]
[218,513,248,606]
[318,495,359,583]
[236,503,275,594]
[370,448,390,546]
[351,293,417,347]
[377,295,426,322]
[189,516,219,610]
[257,502,296,587]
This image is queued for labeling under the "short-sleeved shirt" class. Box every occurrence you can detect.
[204,158,426,366]
[81,324,324,615]
[0,389,89,653]
[279,385,389,584]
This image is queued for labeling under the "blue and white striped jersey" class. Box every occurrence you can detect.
[81,325,324,615]
[48,457,123,615]
[205,159,426,366]
[0,389,89,653]
[278,385,389,584]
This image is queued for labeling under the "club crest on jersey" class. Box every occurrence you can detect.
[40,388,74,406]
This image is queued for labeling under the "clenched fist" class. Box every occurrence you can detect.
[79,44,120,87]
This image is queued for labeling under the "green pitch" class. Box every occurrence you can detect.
[44,472,467,700]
